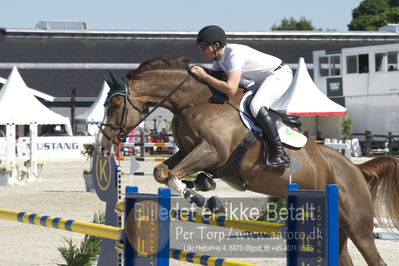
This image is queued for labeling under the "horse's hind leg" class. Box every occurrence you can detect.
[340,233,354,266]
[340,190,386,265]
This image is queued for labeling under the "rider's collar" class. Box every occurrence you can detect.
[215,45,227,62]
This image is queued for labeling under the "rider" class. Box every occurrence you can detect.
[190,25,292,168]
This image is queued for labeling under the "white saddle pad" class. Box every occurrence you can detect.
[239,90,307,148]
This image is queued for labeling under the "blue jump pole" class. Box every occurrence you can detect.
[327,184,339,266]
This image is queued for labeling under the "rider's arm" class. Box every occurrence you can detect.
[192,67,241,97]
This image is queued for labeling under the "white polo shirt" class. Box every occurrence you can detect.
[212,43,282,83]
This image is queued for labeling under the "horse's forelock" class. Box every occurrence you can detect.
[126,56,191,80]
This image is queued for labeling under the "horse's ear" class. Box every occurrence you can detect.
[101,72,113,88]
[109,71,128,91]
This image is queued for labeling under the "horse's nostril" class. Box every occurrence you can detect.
[99,145,108,157]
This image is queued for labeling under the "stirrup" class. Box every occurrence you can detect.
[263,142,290,169]
[281,153,291,164]
[265,156,290,169]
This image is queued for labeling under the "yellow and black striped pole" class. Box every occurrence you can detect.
[170,248,259,266]
[0,208,123,241]
[115,245,260,266]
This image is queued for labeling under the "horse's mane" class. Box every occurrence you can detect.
[126,56,228,85]
[126,56,191,80]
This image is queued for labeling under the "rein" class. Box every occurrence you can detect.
[100,74,191,143]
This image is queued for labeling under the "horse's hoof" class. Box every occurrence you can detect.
[182,180,195,189]
[195,172,216,191]
[153,165,169,184]
[183,189,205,207]
[205,196,226,214]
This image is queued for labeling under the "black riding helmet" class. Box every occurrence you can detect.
[196,25,226,46]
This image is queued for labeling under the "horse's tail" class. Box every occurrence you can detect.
[357,156,399,231]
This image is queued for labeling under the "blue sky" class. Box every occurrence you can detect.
[0,0,363,32]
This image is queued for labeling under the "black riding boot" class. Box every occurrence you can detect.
[256,107,290,168]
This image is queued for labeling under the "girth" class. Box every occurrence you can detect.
[209,130,258,191]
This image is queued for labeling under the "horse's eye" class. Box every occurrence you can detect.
[110,96,124,110]
[111,102,120,109]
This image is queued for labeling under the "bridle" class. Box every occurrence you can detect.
[99,74,191,144]
[99,81,143,144]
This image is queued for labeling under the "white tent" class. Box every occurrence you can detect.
[272,57,347,137]
[1,75,55,102]
[0,67,72,135]
[76,81,110,136]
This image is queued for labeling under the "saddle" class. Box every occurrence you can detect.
[244,92,302,129]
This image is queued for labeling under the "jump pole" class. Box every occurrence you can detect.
[0,208,123,241]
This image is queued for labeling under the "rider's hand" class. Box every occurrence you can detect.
[190,66,208,81]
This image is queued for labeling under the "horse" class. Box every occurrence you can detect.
[98,56,399,265]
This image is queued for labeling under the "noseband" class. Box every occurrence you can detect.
[100,74,190,144]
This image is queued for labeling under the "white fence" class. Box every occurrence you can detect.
[0,138,6,161]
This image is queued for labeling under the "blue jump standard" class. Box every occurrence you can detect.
[286,183,339,266]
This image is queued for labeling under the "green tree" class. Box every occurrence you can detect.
[348,0,399,30]
[271,17,317,31]
[341,117,353,141]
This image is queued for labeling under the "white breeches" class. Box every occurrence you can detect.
[249,65,293,116]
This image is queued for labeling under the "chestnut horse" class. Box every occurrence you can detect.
[98,56,399,265]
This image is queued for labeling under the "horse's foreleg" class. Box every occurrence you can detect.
[153,144,222,210]
[153,150,185,185]
[182,172,216,192]
[168,141,220,182]
[166,142,225,210]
